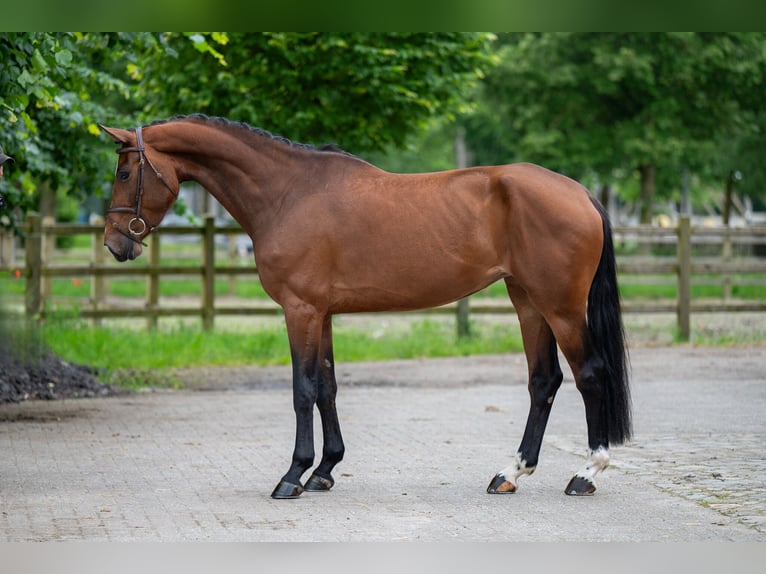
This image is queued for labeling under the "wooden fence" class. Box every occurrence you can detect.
[7,213,766,340]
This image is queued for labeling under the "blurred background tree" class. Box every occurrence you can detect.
[0,33,154,231]
[137,32,496,152]
[461,33,766,222]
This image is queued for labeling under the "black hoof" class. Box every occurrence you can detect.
[304,473,334,492]
[565,475,596,496]
[487,473,516,494]
[271,480,304,499]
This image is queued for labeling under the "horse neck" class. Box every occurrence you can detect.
[156,122,311,236]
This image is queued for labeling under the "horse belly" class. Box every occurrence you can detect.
[329,241,507,314]
[260,171,511,313]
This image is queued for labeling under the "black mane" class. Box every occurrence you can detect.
[147,114,353,156]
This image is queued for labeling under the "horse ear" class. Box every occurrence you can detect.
[98,124,132,145]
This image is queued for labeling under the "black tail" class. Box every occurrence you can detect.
[587,197,632,445]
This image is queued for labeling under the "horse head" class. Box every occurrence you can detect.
[99,124,180,261]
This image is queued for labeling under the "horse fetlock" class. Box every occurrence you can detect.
[579,446,610,476]
[322,444,345,465]
[487,454,535,494]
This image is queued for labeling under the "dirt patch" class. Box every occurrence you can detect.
[0,408,96,423]
[0,346,114,404]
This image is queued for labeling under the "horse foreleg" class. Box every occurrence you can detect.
[271,305,324,499]
[304,315,345,492]
[488,287,563,494]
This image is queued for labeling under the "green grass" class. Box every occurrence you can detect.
[619,275,766,300]
[40,317,524,372]
[0,274,271,299]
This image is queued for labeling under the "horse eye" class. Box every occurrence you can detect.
[118,171,130,182]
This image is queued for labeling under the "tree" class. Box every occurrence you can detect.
[469,33,766,221]
[135,32,497,153]
[0,33,154,231]
[1,32,496,229]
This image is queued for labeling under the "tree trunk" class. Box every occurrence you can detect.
[638,163,656,224]
[722,170,735,226]
[722,171,736,300]
[599,183,610,211]
[39,180,56,221]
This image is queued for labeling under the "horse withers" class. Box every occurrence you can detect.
[100,115,631,499]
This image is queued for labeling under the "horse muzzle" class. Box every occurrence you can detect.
[104,233,142,262]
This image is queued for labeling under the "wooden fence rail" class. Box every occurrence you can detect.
[7,213,766,340]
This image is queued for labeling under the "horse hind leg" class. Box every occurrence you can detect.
[561,195,631,496]
[548,313,613,496]
[555,219,631,495]
[488,284,563,494]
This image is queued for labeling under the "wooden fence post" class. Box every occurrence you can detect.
[202,214,215,331]
[722,228,733,300]
[24,213,42,321]
[677,216,692,341]
[147,235,160,331]
[91,227,105,327]
[454,126,472,338]
[227,234,238,295]
[457,298,471,338]
[0,228,15,268]
[41,215,55,301]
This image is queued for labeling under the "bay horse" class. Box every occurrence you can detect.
[99,114,631,499]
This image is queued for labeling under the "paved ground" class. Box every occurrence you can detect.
[1,346,764,541]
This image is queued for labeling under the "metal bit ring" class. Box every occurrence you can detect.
[128,217,147,236]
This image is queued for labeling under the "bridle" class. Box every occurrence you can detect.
[106,126,177,246]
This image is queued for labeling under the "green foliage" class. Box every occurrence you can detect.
[363,119,458,174]
[466,33,766,216]
[0,32,152,231]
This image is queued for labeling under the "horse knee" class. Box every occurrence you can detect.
[293,383,318,412]
[324,442,345,465]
